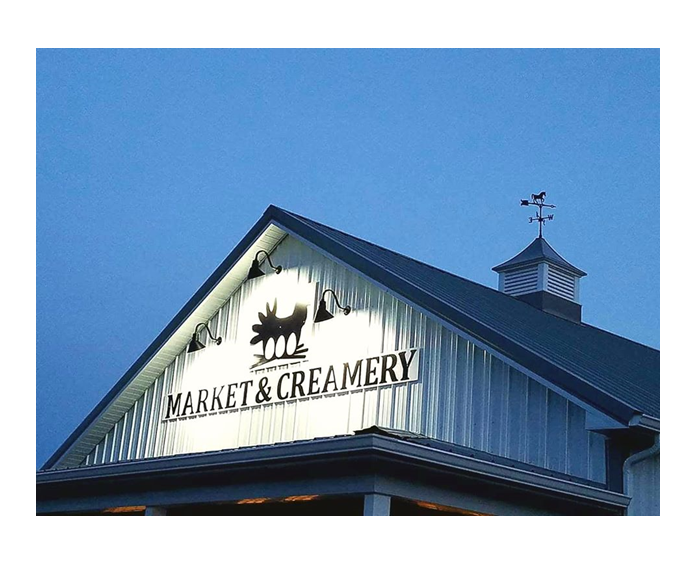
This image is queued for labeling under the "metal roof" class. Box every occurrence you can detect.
[279,207,658,421]
[493,236,587,276]
[42,205,659,470]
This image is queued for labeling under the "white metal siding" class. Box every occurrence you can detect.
[81,236,606,482]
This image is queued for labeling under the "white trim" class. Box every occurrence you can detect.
[539,262,548,292]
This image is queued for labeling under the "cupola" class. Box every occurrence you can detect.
[494,192,586,323]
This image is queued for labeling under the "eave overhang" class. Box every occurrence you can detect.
[43,207,288,470]
[37,433,629,515]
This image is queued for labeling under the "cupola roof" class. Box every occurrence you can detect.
[493,236,587,277]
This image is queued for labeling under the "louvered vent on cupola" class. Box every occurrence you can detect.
[502,264,541,296]
[493,237,586,323]
[547,264,577,302]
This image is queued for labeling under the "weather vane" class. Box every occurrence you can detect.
[520,191,556,238]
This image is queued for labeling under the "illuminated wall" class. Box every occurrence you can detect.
[81,235,606,482]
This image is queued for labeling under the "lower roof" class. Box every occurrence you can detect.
[37,427,629,515]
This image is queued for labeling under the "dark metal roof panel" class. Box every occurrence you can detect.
[279,208,658,420]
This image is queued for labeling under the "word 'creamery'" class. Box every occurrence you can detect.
[163,348,420,422]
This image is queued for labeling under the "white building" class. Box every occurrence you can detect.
[36,206,659,516]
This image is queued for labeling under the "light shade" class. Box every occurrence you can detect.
[186,323,223,354]
[313,290,351,323]
[187,333,206,353]
[247,250,283,280]
[247,259,265,280]
[313,299,334,323]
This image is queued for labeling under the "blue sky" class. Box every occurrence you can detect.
[36,48,659,468]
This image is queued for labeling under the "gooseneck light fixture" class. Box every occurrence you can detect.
[247,250,283,280]
[314,289,352,323]
[187,322,223,353]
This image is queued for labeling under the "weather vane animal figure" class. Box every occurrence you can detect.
[520,191,556,238]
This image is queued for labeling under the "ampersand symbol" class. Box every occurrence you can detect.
[256,377,272,403]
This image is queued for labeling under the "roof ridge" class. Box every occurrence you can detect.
[280,208,529,299]
[278,210,657,418]
[280,208,638,339]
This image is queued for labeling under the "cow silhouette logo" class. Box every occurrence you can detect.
[250,299,308,368]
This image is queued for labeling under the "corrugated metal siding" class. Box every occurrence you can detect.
[82,236,606,482]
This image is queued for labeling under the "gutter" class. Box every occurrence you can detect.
[629,414,660,432]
